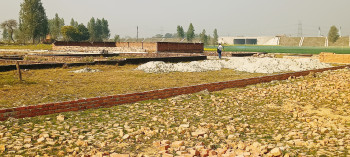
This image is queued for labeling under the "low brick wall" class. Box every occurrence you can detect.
[157,42,204,53]
[0,65,349,121]
[53,41,203,53]
[319,52,350,63]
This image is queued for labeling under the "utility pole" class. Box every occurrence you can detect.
[318,27,321,37]
[137,26,139,41]
[298,21,303,37]
[339,26,342,37]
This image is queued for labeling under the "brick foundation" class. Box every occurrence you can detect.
[0,65,349,121]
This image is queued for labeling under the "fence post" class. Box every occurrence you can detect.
[16,61,22,81]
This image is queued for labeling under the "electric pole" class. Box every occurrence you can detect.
[318,27,321,37]
[137,26,139,41]
[298,21,303,37]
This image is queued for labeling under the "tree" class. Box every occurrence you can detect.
[200,29,208,45]
[164,33,173,38]
[70,18,78,28]
[2,28,9,42]
[19,0,49,43]
[87,17,96,42]
[153,34,163,38]
[213,29,219,45]
[95,19,103,42]
[101,18,110,41]
[177,25,185,39]
[328,25,339,43]
[48,13,65,40]
[186,23,195,42]
[61,26,79,41]
[113,35,120,42]
[1,19,17,43]
[77,24,90,41]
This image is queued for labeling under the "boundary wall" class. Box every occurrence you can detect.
[53,42,204,53]
[0,65,349,121]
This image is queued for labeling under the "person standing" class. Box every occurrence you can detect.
[217,43,224,59]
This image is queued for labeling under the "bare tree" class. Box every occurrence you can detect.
[1,19,18,43]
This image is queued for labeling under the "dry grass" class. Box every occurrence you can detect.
[0,65,269,109]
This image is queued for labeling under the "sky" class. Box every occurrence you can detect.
[1,0,350,38]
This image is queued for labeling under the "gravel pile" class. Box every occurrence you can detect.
[135,57,332,73]
[70,67,101,73]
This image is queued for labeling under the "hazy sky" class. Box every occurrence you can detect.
[1,0,350,38]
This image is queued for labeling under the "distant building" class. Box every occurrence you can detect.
[218,36,279,45]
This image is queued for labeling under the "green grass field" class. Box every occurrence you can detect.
[0,44,52,50]
[205,45,350,54]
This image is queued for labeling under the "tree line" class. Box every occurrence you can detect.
[0,0,111,44]
[149,23,219,45]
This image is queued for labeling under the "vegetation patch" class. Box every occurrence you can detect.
[0,65,268,109]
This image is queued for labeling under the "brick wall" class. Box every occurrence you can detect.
[0,65,349,121]
[53,42,203,53]
[319,52,350,64]
[157,42,204,53]
[116,42,157,52]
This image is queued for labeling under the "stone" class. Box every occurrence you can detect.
[158,144,170,151]
[0,144,5,153]
[180,124,190,128]
[161,140,171,145]
[191,131,206,137]
[274,134,283,141]
[171,141,184,148]
[37,137,45,143]
[24,138,32,143]
[57,114,65,121]
[270,147,282,156]
[227,135,235,139]
[110,154,130,157]
[122,134,130,140]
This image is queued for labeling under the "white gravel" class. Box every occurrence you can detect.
[70,67,101,73]
[135,57,332,73]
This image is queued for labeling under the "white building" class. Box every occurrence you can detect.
[218,36,280,45]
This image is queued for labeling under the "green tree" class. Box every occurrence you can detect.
[61,26,79,41]
[164,33,173,38]
[77,24,90,41]
[1,19,18,43]
[87,17,96,42]
[200,29,208,45]
[213,29,219,45]
[113,35,120,42]
[328,25,339,43]
[48,13,65,40]
[186,23,195,42]
[95,19,103,42]
[70,18,78,28]
[19,0,49,43]
[2,28,9,42]
[177,25,185,39]
[101,18,110,41]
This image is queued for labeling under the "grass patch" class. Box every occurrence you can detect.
[0,65,269,109]
[0,44,52,50]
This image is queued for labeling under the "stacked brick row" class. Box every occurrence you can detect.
[1,65,348,121]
